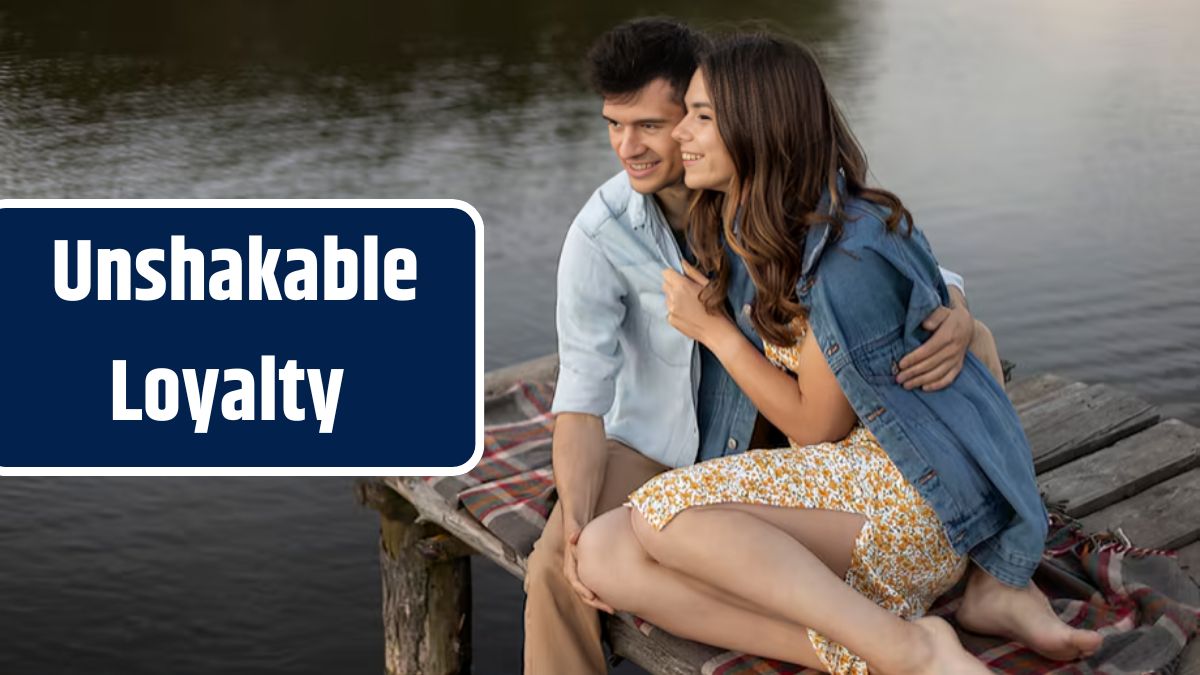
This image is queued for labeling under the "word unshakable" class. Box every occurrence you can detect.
[55,235,416,301]
[114,356,343,434]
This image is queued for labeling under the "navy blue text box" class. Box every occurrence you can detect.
[0,202,480,475]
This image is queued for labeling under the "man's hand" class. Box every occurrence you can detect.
[897,289,975,391]
[562,514,615,614]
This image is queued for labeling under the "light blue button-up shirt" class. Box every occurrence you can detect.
[552,172,701,469]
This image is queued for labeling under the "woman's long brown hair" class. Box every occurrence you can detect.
[689,34,912,346]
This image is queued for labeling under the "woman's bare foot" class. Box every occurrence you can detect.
[892,616,991,675]
[956,567,1103,661]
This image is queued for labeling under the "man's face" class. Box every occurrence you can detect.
[602,78,686,195]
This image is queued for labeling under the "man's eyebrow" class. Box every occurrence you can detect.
[602,115,671,125]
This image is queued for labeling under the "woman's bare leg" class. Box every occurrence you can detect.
[970,319,1006,388]
[627,503,989,675]
[577,507,825,669]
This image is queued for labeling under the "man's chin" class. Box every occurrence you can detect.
[627,172,683,196]
[626,173,663,195]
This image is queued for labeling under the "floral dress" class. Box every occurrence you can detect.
[626,320,968,674]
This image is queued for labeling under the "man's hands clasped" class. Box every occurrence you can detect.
[562,513,615,614]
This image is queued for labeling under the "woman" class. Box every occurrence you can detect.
[575,34,1103,674]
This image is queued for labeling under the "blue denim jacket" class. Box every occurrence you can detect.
[793,191,1048,587]
[696,236,965,464]
[696,250,761,460]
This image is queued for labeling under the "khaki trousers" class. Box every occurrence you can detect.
[523,440,668,675]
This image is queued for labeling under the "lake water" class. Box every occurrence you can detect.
[2,0,1197,673]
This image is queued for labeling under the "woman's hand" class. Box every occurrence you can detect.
[662,261,740,351]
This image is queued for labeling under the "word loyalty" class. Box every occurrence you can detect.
[113,356,343,434]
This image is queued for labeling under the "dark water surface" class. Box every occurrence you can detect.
[2,0,1198,673]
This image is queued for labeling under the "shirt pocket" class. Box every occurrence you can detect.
[637,293,693,366]
[851,328,909,385]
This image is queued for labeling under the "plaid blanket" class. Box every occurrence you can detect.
[442,380,1200,673]
[424,380,558,555]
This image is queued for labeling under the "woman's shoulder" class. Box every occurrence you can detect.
[833,195,906,251]
[804,197,925,309]
[763,317,809,373]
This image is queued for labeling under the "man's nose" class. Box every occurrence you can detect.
[617,130,644,158]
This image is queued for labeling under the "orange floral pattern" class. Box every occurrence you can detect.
[627,322,967,674]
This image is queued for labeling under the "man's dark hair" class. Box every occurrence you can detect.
[587,18,708,103]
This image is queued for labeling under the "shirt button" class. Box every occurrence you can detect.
[741,303,752,317]
[727,438,738,450]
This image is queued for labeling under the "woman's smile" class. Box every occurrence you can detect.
[670,70,735,191]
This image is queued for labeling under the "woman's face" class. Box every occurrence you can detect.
[671,70,736,193]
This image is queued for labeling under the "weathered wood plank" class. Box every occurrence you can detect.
[1080,468,1200,550]
[608,616,722,675]
[385,476,527,578]
[1038,419,1200,517]
[1008,374,1078,410]
[417,533,477,562]
[1019,383,1159,472]
[485,354,558,397]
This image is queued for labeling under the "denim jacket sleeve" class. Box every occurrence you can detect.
[551,225,626,417]
[818,219,1047,586]
[818,233,946,351]
[871,224,950,344]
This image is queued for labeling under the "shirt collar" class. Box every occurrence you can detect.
[629,185,650,230]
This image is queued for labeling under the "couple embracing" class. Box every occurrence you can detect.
[524,18,1102,675]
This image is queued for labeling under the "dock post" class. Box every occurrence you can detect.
[359,481,472,675]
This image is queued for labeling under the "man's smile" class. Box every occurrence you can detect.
[625,159,662,177]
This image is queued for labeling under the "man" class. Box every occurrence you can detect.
[523,18,993,674]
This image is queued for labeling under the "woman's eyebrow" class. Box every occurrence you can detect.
[688,101,713,110]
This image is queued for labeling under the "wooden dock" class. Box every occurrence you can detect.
[360,354,1200,674]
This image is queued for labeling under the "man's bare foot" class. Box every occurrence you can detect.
[956,567,1103,661]
[891,616,990,675]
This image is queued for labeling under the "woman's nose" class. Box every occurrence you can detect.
[671,120,690,143]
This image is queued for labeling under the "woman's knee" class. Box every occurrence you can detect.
[970,319,996,354]
[576,508,648,605]
[969,319,1004,384]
